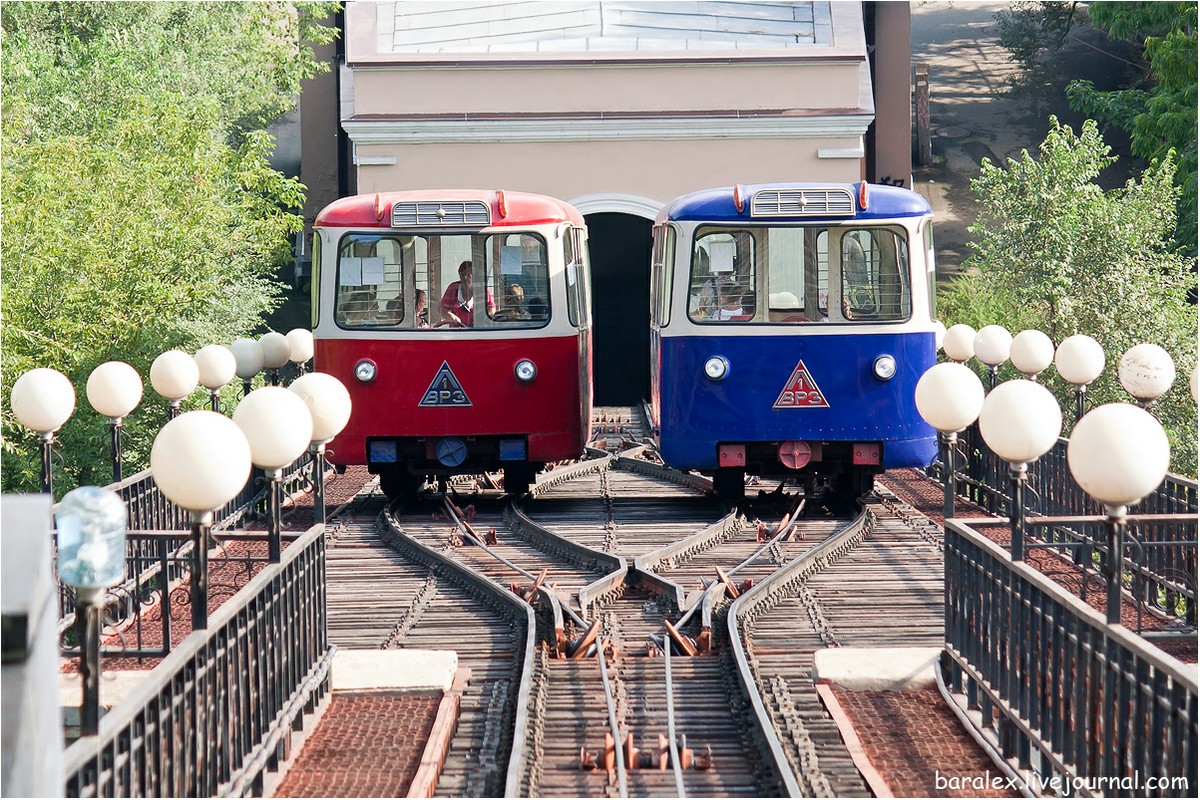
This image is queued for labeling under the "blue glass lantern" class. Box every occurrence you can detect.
[55,487,127,590]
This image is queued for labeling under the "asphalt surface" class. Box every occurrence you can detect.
[910,1,1139,276]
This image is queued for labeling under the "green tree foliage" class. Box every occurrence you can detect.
[1066,2,1198,254]
[939,118,1197,476]
[1,2,339,494]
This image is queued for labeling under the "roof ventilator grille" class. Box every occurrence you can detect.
[750,188,855,218]
[392,201,491,227]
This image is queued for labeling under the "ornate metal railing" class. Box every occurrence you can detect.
[62,523,333,798]
[54,453,317,638]
[940,428,1197,624]
[943,520,1197,798]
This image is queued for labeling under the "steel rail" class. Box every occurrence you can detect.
[380,502,538,799]
[613,451,714,494]
[662,638,687,798]
[506,499,627,627]
[597,640,630,798]
[671,509,801,632]
[443,496,591,629]
[725,506,872,797]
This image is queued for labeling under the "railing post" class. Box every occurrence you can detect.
[1010,463,1027,561]
[191,510,212,630]
[942,431,957,520]
[1104,506,1126,625]
[312,443,327,524]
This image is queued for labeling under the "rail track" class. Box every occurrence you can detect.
[317,404,947,798]
[727,483,945,797]
[322,480,533,798]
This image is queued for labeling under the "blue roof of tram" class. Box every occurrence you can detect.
[662,183,933,222]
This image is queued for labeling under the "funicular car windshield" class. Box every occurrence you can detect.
[335,232,551,330]
[687,225,912,324]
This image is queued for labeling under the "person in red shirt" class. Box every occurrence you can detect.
[439,260,495,327]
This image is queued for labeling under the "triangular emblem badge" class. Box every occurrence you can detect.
[773,360,830,409]
[419,361,472,407]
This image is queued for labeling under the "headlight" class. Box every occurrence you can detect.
[514,359,537,383]
[354,359,377,383]
[704,356,729,381]
[873,355,896,381]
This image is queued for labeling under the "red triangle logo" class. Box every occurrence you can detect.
[773,360,830,408]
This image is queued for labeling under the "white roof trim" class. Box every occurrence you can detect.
[568,193,662,219]
[344,114,873,145]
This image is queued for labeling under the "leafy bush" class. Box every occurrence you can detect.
[939,118,1197,476]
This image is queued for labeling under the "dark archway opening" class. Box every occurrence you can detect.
[586,212,652,406]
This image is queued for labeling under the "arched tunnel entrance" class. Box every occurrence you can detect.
[586,212,653,406]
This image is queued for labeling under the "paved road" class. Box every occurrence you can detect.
[909,1,1139,275]
[910,1,1021,275]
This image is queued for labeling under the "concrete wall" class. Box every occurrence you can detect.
[1,495,64,798]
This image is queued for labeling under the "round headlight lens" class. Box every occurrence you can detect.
[704,356,729,381]
[514,359,537,383]
[354,359,377,383]
[873,355,897,381]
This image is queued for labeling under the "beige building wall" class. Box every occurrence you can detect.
[353,138,862,210]
[340,1,880,216]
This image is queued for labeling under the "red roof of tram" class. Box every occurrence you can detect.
[315,190,585,228]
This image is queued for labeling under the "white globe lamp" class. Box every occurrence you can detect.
[1118,343,1175,407]
[1010,330,1055,380]
[1055,334,1106,422]
[232,387,314,560]
[289,372,353,523]
[151,350,199,418]
[942,324,976,363]
[289,372,352,444]
[11,368,77,494]
[195,345,237,413]
[259,331,291,385]
[86,361,143,420]
[978,379,1063,561]
[86,361,144,484]
[1067,403,1170,624]
[149,410,252,628]
[230,338,265,396]
[974,325,1012,388]
[914,362,985,520]
[11,367,76,434]
[286,329,315,374]
[232,387,314,471]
